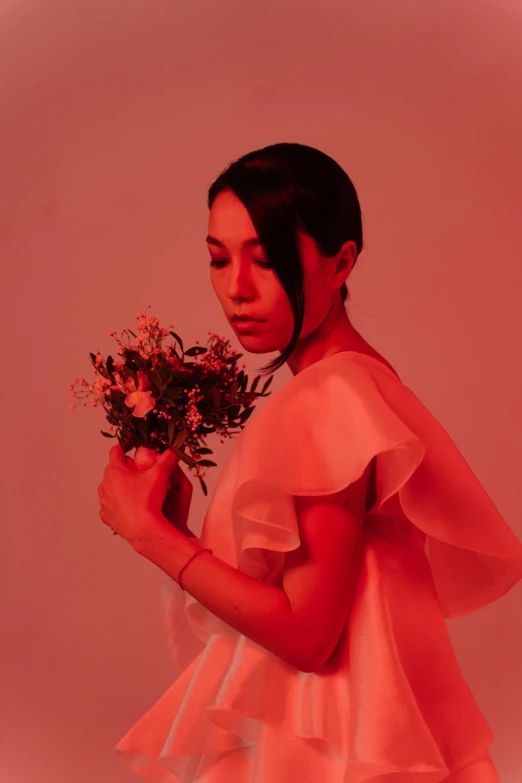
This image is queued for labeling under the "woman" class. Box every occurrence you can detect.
[114,143,522,782]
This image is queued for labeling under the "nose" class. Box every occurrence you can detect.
[227,271,257,301]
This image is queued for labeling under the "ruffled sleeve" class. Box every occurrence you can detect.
[230,353,522,618]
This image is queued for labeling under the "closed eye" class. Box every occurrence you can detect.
[209,260,273,269]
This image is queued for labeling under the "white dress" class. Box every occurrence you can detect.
[114,352,522,782]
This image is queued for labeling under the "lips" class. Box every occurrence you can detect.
[233,318,264,330]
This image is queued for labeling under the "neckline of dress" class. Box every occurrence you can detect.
[294,350,401,382]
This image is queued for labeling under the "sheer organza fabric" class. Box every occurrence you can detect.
[115,352,521,782]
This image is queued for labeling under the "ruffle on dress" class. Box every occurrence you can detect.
[115,352,521,782]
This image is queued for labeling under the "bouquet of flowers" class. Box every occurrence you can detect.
[68,307,274,505]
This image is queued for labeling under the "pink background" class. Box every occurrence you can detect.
[2,0,521,780]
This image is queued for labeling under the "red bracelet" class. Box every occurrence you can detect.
[178,547,213,591]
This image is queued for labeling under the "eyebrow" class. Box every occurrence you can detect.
[205,234,261,249]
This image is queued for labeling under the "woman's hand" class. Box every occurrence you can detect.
[162,462,195,535]
[135,447,195,536]
[97,444,181,550]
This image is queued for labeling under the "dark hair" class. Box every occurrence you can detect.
[207,142,364,376]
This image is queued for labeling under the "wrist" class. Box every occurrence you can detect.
[133,512,184,556]
[136,513,202,583]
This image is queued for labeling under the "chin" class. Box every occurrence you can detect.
[235,335,280,354]
[236,342,269,354]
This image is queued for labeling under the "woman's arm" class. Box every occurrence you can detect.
[135,513,306,670]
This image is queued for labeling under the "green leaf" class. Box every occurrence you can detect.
[178,450,199,468]
[209,388,222,407]
[239,407,254,424]
[173,427,188,449]
[261,375,274,393]
[125,357,140,372]
[184,346,207,357]
[169,331,184,354]
[163,387,183,403]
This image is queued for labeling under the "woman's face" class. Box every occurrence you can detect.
[207,189,355,363]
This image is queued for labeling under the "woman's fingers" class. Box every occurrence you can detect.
[169,462,193,493]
